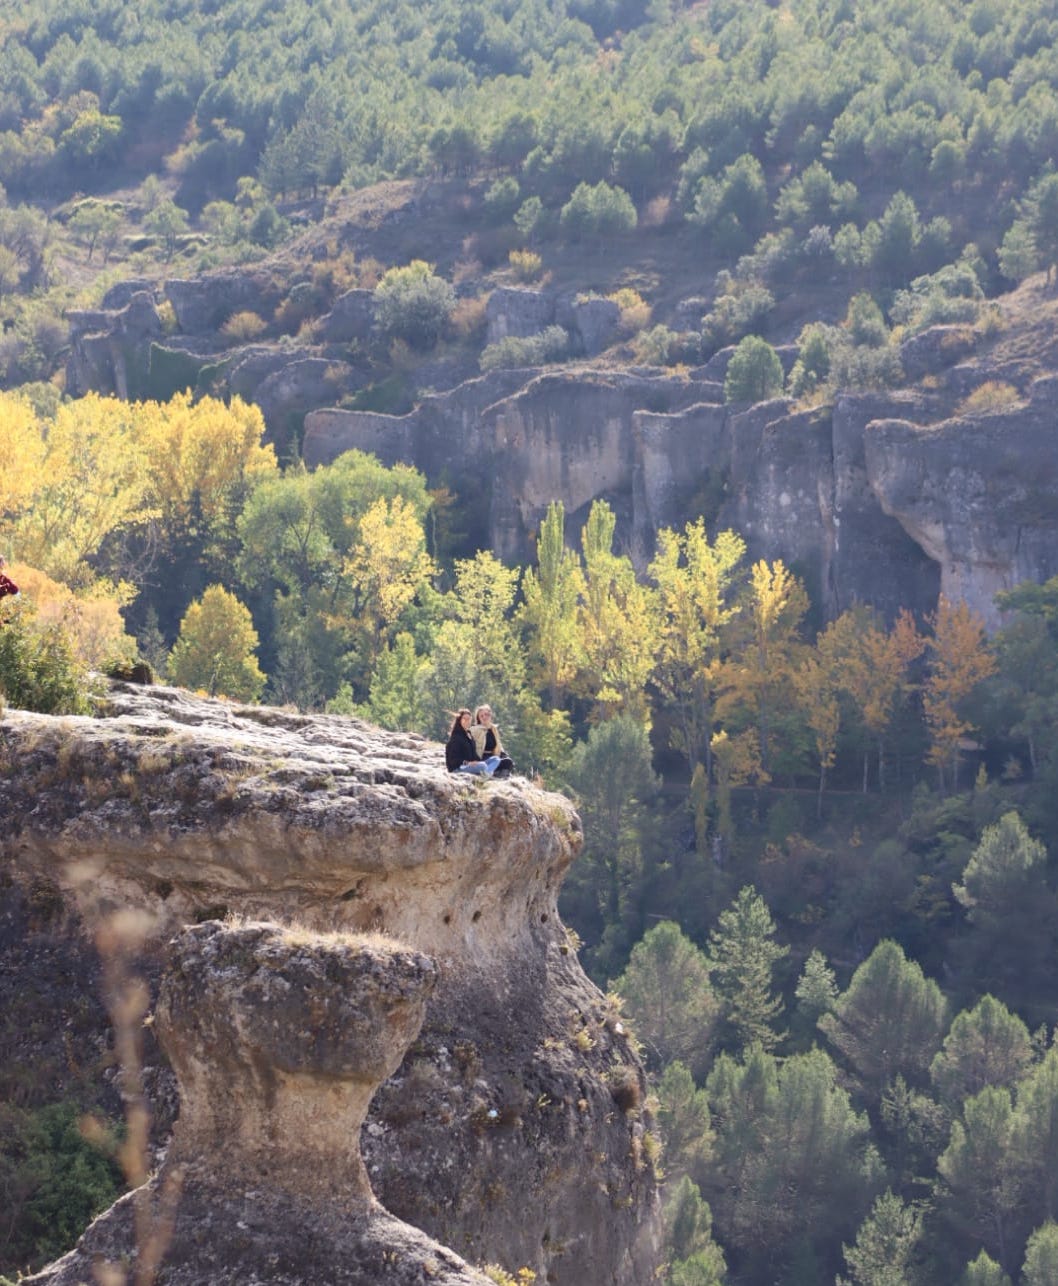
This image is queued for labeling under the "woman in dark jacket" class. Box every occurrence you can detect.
[446,709,491,775]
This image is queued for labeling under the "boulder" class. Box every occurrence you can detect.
[485,287,554,344]
[319,287,377,343]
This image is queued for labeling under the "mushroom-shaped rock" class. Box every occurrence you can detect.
[27,921,491,1285]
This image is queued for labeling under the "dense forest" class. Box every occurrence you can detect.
[5,0,1058,1283]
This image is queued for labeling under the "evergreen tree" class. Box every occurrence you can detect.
[611,921,718,1077]
[707,885,787,1053]
[820,940,947,1099]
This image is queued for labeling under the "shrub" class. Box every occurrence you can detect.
[633,324,698,366]
[958,381,1021,415]
[449,293,490,341]
[480,325,569,371]
[374,260,456,350]
[508,248,543,282]
[608,287,651,334]
[724,335,784,404]
[221,310,267,342]
[0,599,92,715]
[484,176,521,223]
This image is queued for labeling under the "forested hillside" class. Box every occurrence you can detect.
[5,1,1058,1284]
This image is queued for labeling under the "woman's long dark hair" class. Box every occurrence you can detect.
[448,708,472,739]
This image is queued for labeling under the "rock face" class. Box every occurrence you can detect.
[2,683,659,1285]
[304,371,949,621]
[865,379,1058,625]
[66,290,164,399]
[29,921,493,1286]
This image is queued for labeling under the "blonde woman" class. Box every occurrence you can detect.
[471,705,513,778]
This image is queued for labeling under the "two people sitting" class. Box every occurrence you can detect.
[445,705,515,778]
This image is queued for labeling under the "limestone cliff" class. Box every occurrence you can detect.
[1,683,659,1285]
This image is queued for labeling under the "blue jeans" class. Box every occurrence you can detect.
[458,756,500,777]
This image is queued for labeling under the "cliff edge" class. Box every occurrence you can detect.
[1,682,659,1284]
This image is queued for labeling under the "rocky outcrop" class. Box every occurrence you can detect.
[29,920,491,1285]
[165,270,285,335]
[2,683,659,1285]
[319,287,377,343]
[66,291,165,399]
[485,287,555,344]
[865,378,1058,625]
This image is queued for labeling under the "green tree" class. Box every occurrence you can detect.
[664,1177,728,1285]
[564,713,659,975]
[952,813,1057,1017]
[559,180,637,240]
[1022,172,1058,283]
[936,1086,1021,1271]
[961,1251,1011,1286]
[838,1189,923,1286]
[168,584,265,701]
[1023,1223,1058,1285]
[930,996,1033,1112]
[358,632,427,732]
[707,885,788,1053]
[373,260,455,350]
[793,948,839,1043]
[143,199,190,261]
[820,940,947,1099]
[518,500,583,707]
[723,335,784,404]
[705,1046,882,1275]
[655,1062,714,1184]
[611,921,718,1077]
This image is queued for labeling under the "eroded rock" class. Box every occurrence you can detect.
[28,921,492,1285]
[2,683,659,1285]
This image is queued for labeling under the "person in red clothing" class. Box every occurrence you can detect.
[0,554,19,602]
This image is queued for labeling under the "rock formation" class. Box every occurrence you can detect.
[2,682,659,1284]
[28,920,493,1285]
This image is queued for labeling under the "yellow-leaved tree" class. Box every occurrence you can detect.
[139,392,277,541]
[717,559,808,776]
[9,563,136,669]
[575,500,657,722]
[0,393,46,519]
[649,518,745,773]
[924,596,997,793]
[9,393,153,586]
[340,494,435,669]
[824,606,925,792]
[168,584,265,701]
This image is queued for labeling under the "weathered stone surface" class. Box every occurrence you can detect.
[898,324,977,382]
[65,291,165,398]
[252,357,362,448]
[570,296,620,356]
[864,383,1058,625]
[319,287,377,343]
[2,683,659,1285]
[165,271,285,335]
[28,921,492,1286]
[485,287,554,344]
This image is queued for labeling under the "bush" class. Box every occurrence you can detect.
[374,260,456,351]
[480,324,569,371]
[0,600,91,715]
[220,310,268,342]
[608,287,651,334]
[559,181,637,240]
[509,248,543,281]
[958,381,1021,415]
[724,335,784,404]
[633,324,699,366]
